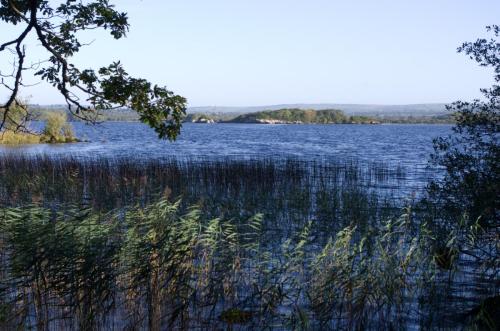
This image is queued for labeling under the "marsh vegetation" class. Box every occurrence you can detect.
[0,110,77,145]
[0,157,497,330]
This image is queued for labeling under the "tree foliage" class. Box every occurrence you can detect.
[41,112,75,142]
[257,108,348,123]
[429,25,499,228]
[230,108,378,124]
[0,0,186,140]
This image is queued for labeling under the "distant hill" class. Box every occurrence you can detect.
[29,103,448,116]
[188,103,448,116]
[27,103,452,124]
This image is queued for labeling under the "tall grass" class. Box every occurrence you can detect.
[1,200,496,329]
[0,131,41,144]
[0,156,497,329]
[0,156,405,231]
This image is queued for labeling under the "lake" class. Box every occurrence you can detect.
[2,123,495,330]
[0,122,452,192]
[0,122,451,161]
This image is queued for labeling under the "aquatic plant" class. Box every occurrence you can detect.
[0,196,497,329]
[0,131,41,144]
[0,156,497,329]
[0,205,119,330]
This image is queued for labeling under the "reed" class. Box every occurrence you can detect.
[0,131,41,144]
[0,199,495,330]
[0,156,497,329]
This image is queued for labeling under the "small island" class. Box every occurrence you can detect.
[227,108,380,124]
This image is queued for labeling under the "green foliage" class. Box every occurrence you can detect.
[422,28,499,326]
[0,104,79,144]
[183,113,216,123]
[429,25,499,229]
[0,201,471,329]
[0,156,496,329]
[229,108,381,124]
[0,199,266,329]
[231,108,349,123]
[0,205,119,330]
[380,114,455,124]
[0,102,29,131]
[28,107,457,124]
[41,112,77,143]
[121,200,201,329]
[42,112,65,140]
[348,114,377,123]
[0,111,77,145]
[0,0,186,140]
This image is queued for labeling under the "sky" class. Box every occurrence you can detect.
[1,0,499,107]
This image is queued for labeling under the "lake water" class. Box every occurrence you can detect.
[0,122,451,161]
[2,124,492,330]
[0,122,452,191]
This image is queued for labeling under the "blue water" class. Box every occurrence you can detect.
[0,122,451,163]
[0,122,452,192]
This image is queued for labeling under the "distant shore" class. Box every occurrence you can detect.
[28,106,455,125]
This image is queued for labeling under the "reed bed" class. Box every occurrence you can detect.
[0,156,405,228]
[0,156,497,330]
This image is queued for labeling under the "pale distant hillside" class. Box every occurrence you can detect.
[189,103,448,116]
[27,103,451,123]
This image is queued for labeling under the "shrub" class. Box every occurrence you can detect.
[41,112,77,143]
[0,103,29,131]
[428,26,499,229]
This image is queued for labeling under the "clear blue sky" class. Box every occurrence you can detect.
[1,0,499,106]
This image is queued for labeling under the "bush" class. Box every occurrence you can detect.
[428,26,499,229]
[0,103,41,145]
[0,103,29,131]
[41,113,77,143]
